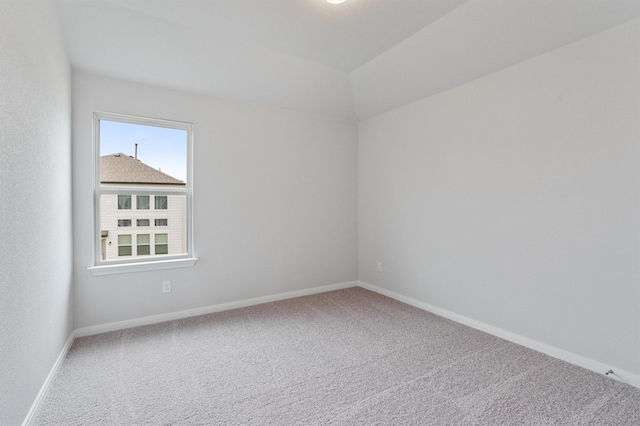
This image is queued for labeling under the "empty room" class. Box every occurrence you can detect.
[1,0,639,424]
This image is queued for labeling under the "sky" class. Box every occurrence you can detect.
[100,120,187,182]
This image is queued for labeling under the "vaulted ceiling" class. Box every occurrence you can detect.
[56,0,639,120]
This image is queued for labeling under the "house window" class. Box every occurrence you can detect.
[137,234,151,255]
[155,233,168,255]
[93,112,193,271]
[118,235,132,256]
[118,195,131,209]
[137,195,150,210]
[155,195,168,210]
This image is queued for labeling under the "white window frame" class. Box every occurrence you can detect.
[89,112,197,276]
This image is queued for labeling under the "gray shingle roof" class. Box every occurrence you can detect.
[100,153,185,185]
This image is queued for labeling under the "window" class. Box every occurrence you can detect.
[155,195,168,210]
[137,234,150,255]
[155,233,168,255]
[118,235,132,256]
[137,195,150,210]
[92,112,195,274]
[118,195,131,209]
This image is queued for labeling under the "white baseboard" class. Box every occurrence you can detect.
[22,333,75,426]
[357,280,640,389]
[74,280,357,337]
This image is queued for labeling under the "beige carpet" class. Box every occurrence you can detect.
[36,287,640,425]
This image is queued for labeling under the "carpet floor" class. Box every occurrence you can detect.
[36,287,640,425]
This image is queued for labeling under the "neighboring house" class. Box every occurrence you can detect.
[100,153,187,261]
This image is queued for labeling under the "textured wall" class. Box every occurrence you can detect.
[0,1,73,424]
[358,20,639,375]
[72,71,358,329]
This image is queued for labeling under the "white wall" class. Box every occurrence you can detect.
[359,19,639,376]
[0,1,73,424]
[73,71,358,329]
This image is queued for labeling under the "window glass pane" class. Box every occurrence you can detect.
[155,233,168,244]
[99,121,187,183]
[97,115,190,265]
[118,234,132,245]
[118,195,131,209]
[118,246,132,256]
[137,195,150,210]
[155,196,168,210]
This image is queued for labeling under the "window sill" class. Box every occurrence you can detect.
[88,257,198,276]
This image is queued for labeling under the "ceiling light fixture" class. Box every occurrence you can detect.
[326,0,346,4]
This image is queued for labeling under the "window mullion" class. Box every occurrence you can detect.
[99,187,188,196]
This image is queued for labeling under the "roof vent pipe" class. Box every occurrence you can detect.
[135,143,138,160]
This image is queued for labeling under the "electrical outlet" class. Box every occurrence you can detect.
[376,262,383,272]
[162,280,172,293]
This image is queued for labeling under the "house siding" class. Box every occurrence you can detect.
[101,191,187,260]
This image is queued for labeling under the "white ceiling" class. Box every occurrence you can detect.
[100,0,467,72]
[55,0,639,120]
